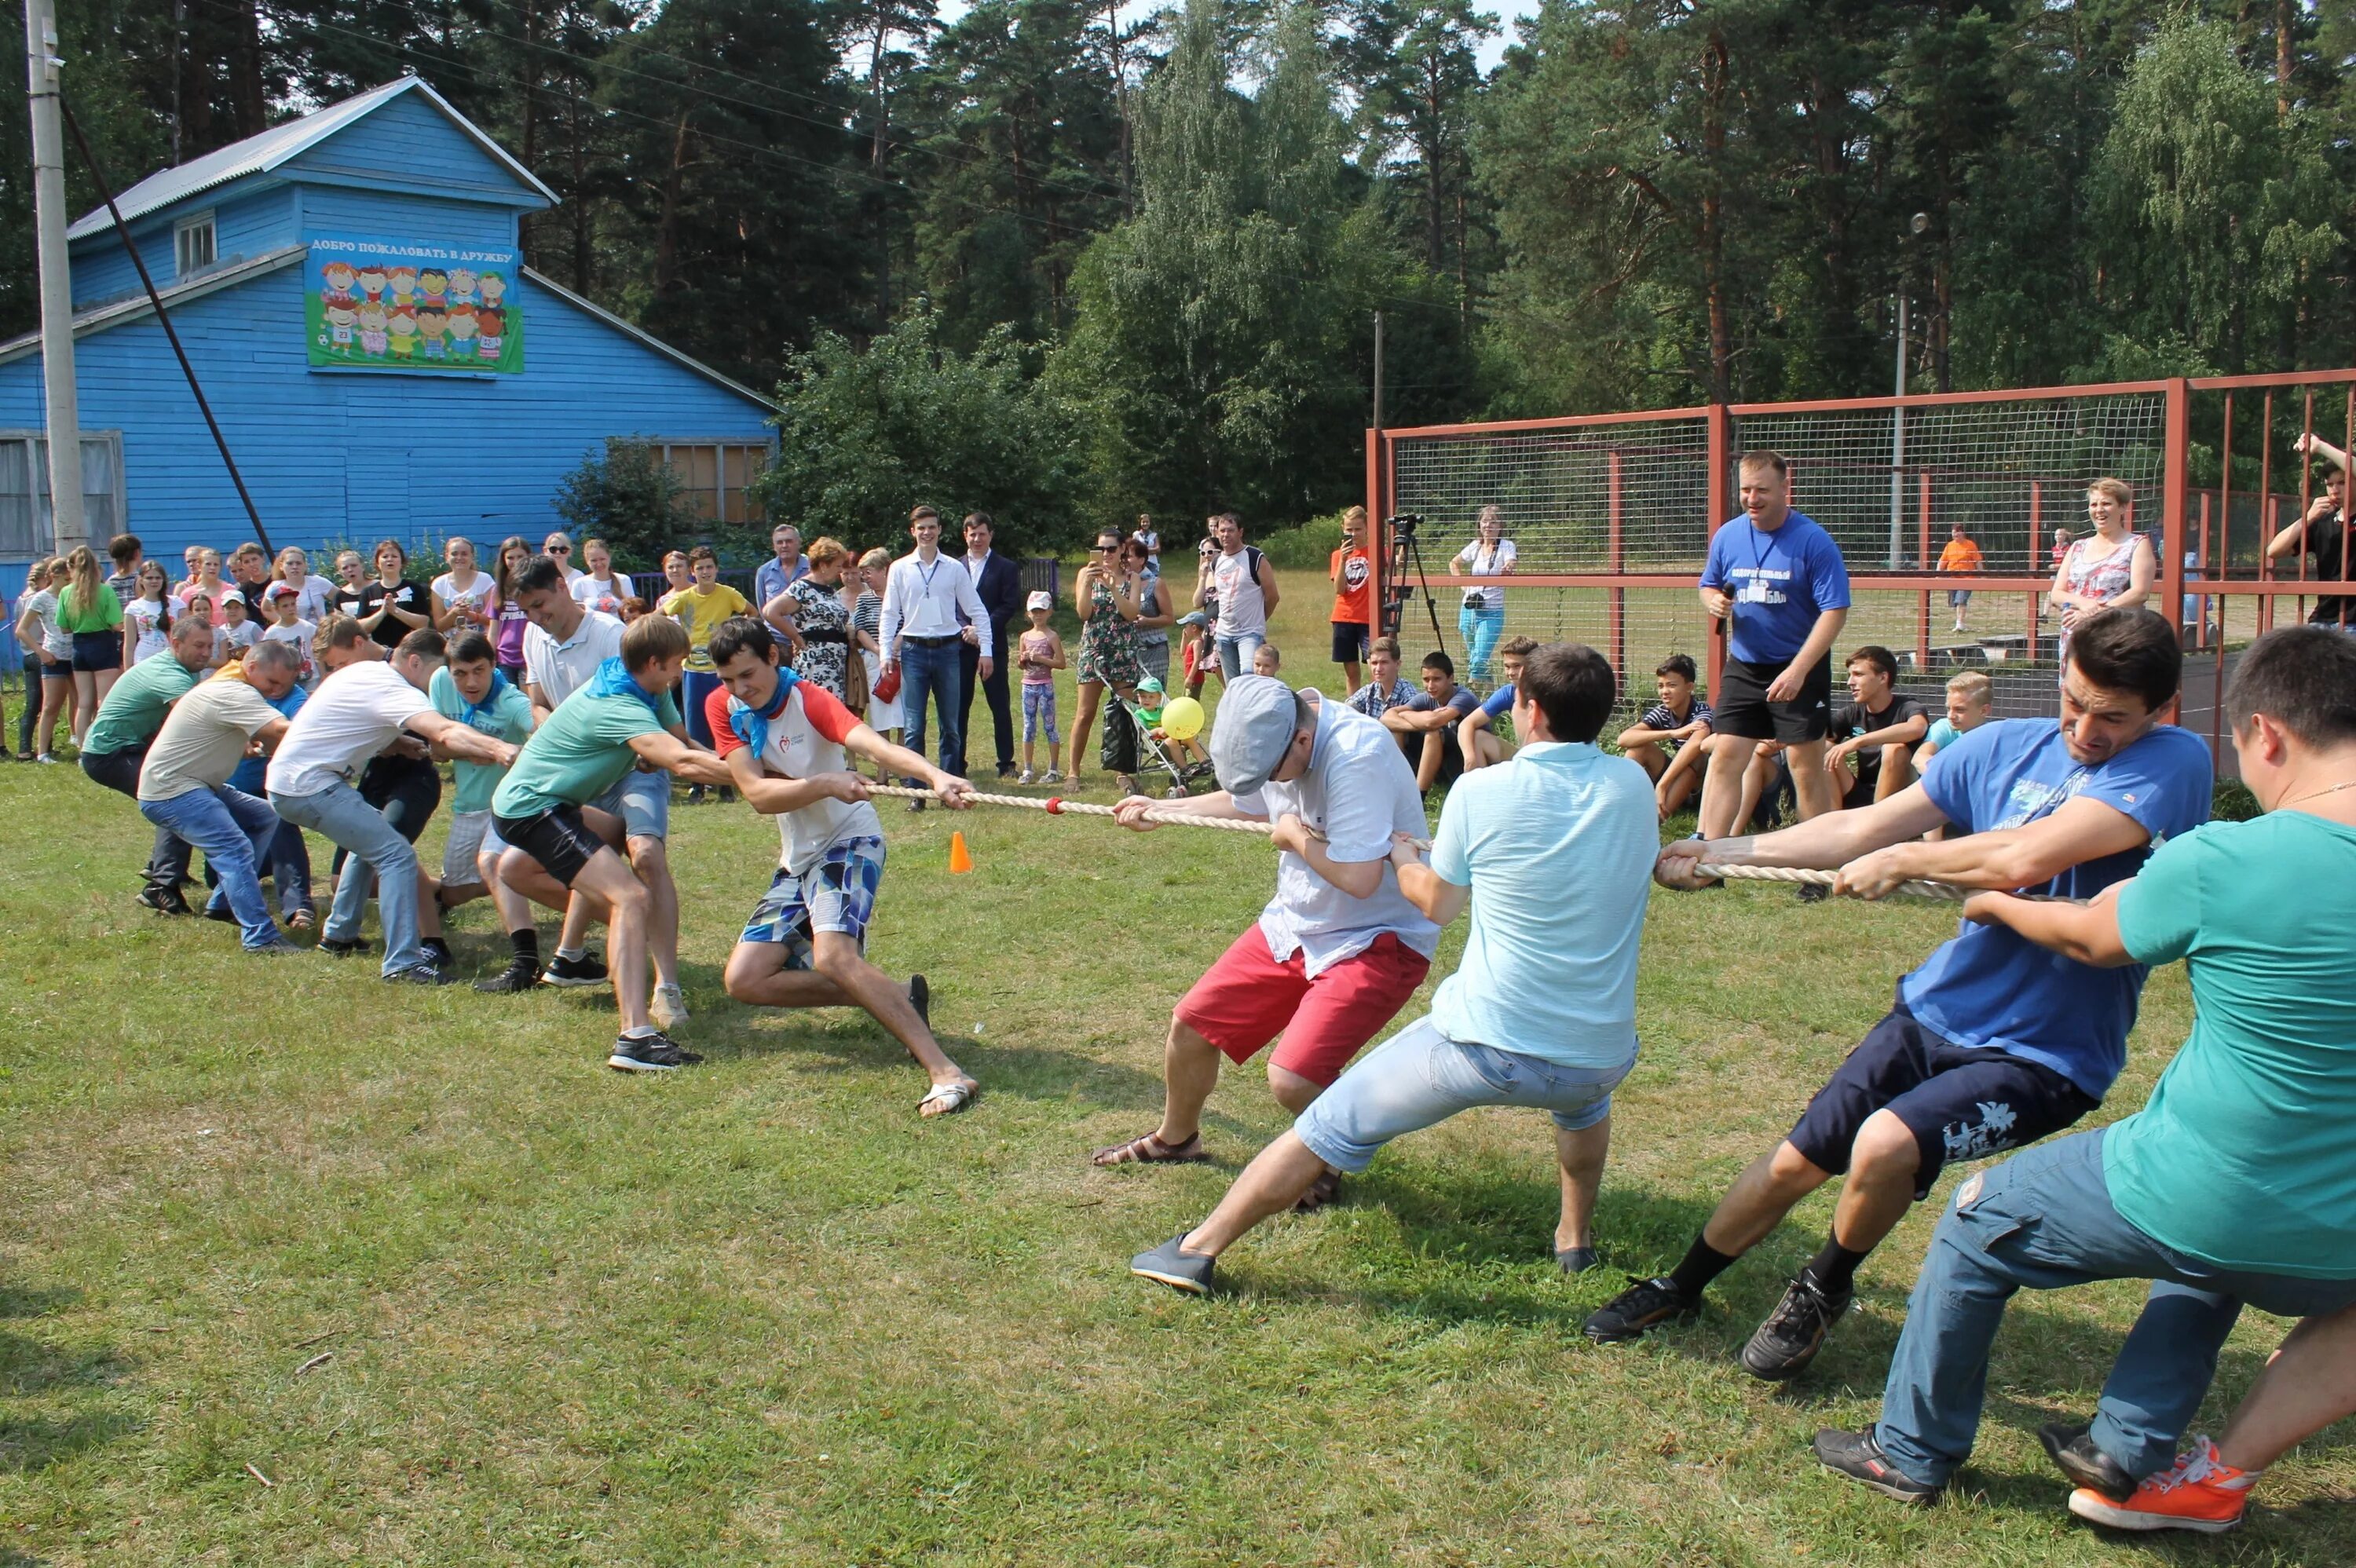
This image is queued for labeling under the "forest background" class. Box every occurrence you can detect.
[4,0,2353,554]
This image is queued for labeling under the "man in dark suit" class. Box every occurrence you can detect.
[957,512,1025,778]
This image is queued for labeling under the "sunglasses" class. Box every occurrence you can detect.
[1093,543,1121,552]
[546,543,572,554]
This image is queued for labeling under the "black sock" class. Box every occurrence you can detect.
[1802,1234,1871,1297]
[1666,1235,1739,1299]
[510,928,540,963]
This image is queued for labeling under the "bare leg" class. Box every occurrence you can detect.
[1416,729,1446,792]
[1622,740,1668,781]
[1266,1062,1323,1117]
[417,872,444,939]
[2217,1304,2356,1471]
[38,674,69,755]
[568,849,650,1032]
[1786,738,1839,821]
[480,847,534,932]
[1151,1016,1225,1146]
[1555,1116,1612,1252]
[628,835,680,988]
[1066,681,1103,780]
[1342,658,1362,692]
[1180,1131,1331,1256]
[1699,1139,1838,1256]
[723,933,969,1087]
[555,891,598,952]
[498,848,576,916]
[1873,743,1916,802]
[1696,732,1753,839]
[71,671,97,747]
[1828,1109,1922,1252]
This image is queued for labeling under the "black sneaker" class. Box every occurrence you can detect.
[1795,883,1830,904]
[474,956,544,994]
[203,902,238,927]
[608,1031,704,1073]
[137,883,192,916]
[320,937,373,958]
[1740,1274,1853,1380]
[541,952,609,988]
[1812,1427,1941,1504]
[907,973,930,1032]
[387,963,458,986]
[2040,1421,2135,1503]
[1130,1234,1216,1295]
[1583,1276,1699,1343]
[247,936,309,957]
[1555,1246,1600,1275]
[420,938,455,970]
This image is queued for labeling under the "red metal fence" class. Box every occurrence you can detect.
[1364,371,2356,773]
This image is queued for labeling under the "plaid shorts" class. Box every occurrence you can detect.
[737,835,887,969]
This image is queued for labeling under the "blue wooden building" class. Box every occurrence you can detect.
[0,75,777,600]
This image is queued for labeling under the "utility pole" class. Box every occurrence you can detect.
[24,0,87,554]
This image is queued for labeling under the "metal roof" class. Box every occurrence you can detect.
[67,76,560,243]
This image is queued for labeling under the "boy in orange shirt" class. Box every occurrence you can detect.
[1937,521,1984,633]
[1328,506,1374,692]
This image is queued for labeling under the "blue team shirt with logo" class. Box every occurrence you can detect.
[1699,511,1852,664]
[1901,718,2214,1098]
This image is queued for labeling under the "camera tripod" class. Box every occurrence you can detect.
[1381,514,1452,659]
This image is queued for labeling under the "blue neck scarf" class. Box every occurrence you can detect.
[586,656,666,718]
[726,665,800,758]
[459,667,511,729]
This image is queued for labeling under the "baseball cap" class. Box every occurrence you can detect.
[1136,673,1164,696]
[1209,674,1305,796]
[1026,590,1053,612]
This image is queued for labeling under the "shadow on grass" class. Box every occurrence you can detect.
[0,1285,79,1320]
[0,1331,131,1398]
[0,1408,145,1473]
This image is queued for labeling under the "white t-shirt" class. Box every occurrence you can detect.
[138,676,282,803]
[521,610,626,708]
[285,574,338,624]
[1453,537,1517,612]
[1211,548,1267,638]
[714,681,883,875]
[431,569,496,627]
[217,619,262,660]
[265,659,435,798]
[125,595,184,662]
[18,588,71,659]
[262,618,317,682]
[571,574,633,620]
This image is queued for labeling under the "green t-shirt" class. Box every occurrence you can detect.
[2108,813,2356,1277]
[429,666,537,815]
[57,583,123,634]
[492,689,679,819]
[82,652,200,757]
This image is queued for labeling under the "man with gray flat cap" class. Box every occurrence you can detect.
[1092,674,1439,1209]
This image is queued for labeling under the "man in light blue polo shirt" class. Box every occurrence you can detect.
[1130,645,1656,1294]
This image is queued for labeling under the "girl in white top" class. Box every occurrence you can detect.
[13,557,73,761]
[273,546,339,624]
[121,560,183,664]
[430,536,497,634]
[1452,504,1518,685]
[570,536,638,620]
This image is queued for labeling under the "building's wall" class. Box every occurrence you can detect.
[69,183,303,308]
[0,261,770,590]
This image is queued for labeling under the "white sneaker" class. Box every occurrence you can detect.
[651,981,689,1032]
[35,753,57,765]
[1017,769,1036,785]
[1043,769,1063,784]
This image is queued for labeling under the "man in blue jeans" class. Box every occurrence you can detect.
[877,505,991,794]
[1129,644,1656,1293]
[1813,625,2356,1519]
[134,641,307,955]
[267,629,520,984]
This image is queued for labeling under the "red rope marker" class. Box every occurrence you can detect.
[1044,797,1064,814]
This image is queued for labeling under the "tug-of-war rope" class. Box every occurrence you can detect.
[863,784,2061,905]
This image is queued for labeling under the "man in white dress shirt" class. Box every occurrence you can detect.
[879,504,992,792]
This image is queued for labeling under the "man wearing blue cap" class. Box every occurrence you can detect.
[1090,674,1439,1212]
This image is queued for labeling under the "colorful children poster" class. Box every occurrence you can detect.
[305,236,523,374]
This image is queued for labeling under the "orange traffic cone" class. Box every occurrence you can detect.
[948,831,974,875]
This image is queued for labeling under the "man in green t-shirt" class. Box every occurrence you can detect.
[491,615,734,1073]
[80,613,218,912]
[1810,625,2356,1524]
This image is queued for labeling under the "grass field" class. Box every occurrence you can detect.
[0,570,2347,1566]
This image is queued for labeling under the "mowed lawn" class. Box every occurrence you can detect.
[0,570,2347,1566]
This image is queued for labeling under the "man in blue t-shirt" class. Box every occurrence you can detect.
[1696,451,1851,835]
[1458,636,1538,770]
[1584,608,2212,1387]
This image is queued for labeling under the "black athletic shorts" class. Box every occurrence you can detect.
[493,804,610,889]
[71,631,123,672]
[1330,620,1369,663]
[1710,654,1833,744]
[1785,1002,2099,1198]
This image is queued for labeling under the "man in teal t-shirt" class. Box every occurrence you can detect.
[80,613,218,910]
[1811,624,2356,1519]
[427,631,536,934]
[488,614,732,1073]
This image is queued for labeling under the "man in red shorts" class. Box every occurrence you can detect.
[1094,674,1440,1208]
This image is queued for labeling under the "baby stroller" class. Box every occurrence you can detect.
[1107,675,1219,799]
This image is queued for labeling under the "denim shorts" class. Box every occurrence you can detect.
[591,766,671,841]
[1293,1014,1633,1175]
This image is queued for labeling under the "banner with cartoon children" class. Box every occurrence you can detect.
[305,236,523,373]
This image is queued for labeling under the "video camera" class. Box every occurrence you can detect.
[1384,513,1424,541]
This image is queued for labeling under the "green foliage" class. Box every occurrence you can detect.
[1256,510,1348,569]
[551,443,704,570]
[2212,777,2261,822]
[751,301,1082,554]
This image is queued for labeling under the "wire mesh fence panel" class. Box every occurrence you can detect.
[1388,415,1716,572]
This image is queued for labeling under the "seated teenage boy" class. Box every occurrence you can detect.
[1615,652,1715,817]
[1826,645,1930,809]
[1381,649,1478,792]
[1457,636,1538,770]
[1131,644,1655,1293]
[704,616,982,1118]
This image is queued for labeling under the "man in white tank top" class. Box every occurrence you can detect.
[1195,512,1280,680]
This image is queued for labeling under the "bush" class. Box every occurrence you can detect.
[1257,511,1348,570]
[552,444,705,572]
[2211,777,2259,822]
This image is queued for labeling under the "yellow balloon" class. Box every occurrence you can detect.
[1160,695,1205,742]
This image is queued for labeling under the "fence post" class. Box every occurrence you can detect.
[2162,378,2190,659]
[1916,469,1932,671]
[1706,403,1732,694]
[1607,450,1626,680]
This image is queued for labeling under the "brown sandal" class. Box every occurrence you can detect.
[1292,1167,1343,1213]
[1090,1130,1208,1168]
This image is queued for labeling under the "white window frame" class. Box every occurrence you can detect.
[174,210,218,279]
[0,430,127,562]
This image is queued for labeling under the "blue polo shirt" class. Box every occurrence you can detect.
[1429,741,1655,1068]
[1901,718,2213,1098]
[1699,511,1851,664]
